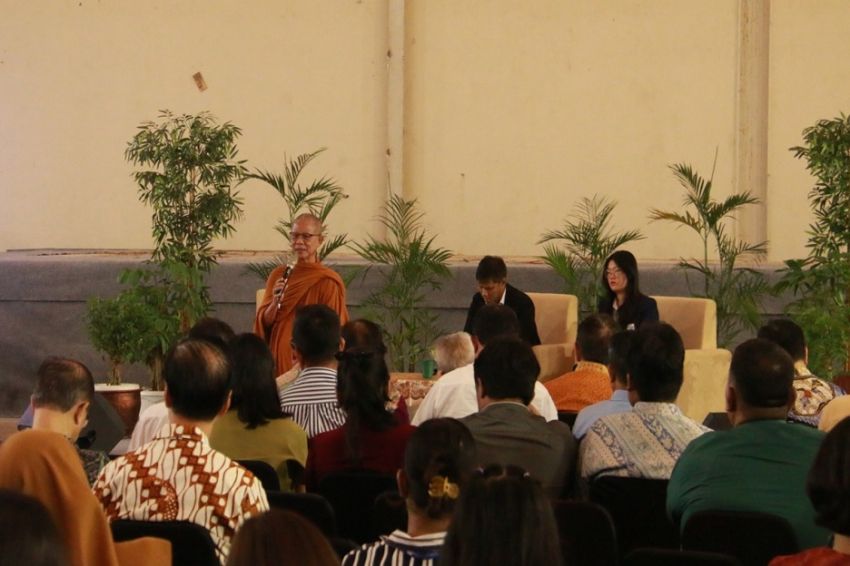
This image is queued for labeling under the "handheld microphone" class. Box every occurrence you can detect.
[274,264,295,306]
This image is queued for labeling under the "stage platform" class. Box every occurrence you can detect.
[0,249,791,417]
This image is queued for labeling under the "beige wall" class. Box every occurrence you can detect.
[767,0,850,262]
[0,0,389,252]
[1,1,848,262]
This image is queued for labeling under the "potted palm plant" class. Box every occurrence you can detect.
[649,156,769,347]
[350,194,452,372]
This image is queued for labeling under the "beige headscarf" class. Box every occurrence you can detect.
[0,429,170,566]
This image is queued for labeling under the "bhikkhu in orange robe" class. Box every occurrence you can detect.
[254,262,349,375]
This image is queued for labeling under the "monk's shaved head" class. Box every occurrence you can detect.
[293,213,324,233]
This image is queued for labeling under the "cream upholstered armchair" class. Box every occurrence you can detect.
[653,296,731,423]
[527,293,579,382]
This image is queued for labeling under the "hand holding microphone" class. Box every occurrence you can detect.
[273,264,295,310]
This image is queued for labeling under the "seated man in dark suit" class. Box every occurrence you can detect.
[463,255,540,346]
[460,336,575,498]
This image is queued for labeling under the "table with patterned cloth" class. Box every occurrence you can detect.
[389,373,437,421]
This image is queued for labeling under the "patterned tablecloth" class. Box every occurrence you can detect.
[389,372,437,420]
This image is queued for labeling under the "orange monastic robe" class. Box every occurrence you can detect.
[254,262,349,375]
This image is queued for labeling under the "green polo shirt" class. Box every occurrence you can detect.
[667,419,828,549]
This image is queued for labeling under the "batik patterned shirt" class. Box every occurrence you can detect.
[789,363,845,427]
[93,424,269,563]
[580,402,709,481]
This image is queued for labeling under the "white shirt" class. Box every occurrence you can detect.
[411,363,558,425]
[127,401,169,451]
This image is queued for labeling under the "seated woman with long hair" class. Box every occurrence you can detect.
[597,250,658,331]
[210,333,308,491]
[342,418,477,566]
[441,464,563,566]
[306,343,416,489]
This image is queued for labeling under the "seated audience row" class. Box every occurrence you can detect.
[580,322,709,481]
[413,304,558,424]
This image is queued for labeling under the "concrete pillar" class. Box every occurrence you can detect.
[734,0,770,251]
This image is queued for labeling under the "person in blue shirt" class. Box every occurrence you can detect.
[573,331,634,439]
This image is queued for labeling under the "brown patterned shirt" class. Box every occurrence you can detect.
[93,424,269,563]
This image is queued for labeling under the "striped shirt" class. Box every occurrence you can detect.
[342,530,445,566]
[279,366,346,438]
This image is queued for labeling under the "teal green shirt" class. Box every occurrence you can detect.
[667,419,828,549]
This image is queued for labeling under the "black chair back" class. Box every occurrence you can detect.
[318,470,398,543]
[553,500,618,566]
[236,459,280,492]
[625,548,743,566]
[286,458,306,491]
[371,491,408,538]
[110,519,218,566]
[682,510,799,566]
[558,411,579,428]
[266,490,337,537]
[589,476,680,557]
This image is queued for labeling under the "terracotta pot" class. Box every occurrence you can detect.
[95,383,142,438]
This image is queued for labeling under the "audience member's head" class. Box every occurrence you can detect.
[576,314,618,364]
[758,319,807,364]
[229,333,285,429]
[475,256,508,306]
[441,464,563,566]
[807,417,850,540]
[727,338,795,423]
[432,332,475,375]
[0,489,66,566]
[401,418,477,524]
[607,331,633,389]
[188,317,236,352]
[30,357,94,442]
[336,346,396,464]
[0,430,132,566]
[341,319,387,356]
[473,336,540,407]
[164,338,231,422]
[472,304,520,347]
[226,509,338,566]
[292,305,342,366]
[627,322,685,404]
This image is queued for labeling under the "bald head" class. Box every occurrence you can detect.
[293,213,324,233]
[164,339,231,421]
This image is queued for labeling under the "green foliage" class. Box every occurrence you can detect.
[650,159,768,347]
[349,194,453,372]
[85,287,173,386]
[246,148,349,280]
[538,195,644,318]
[777,114,850,375]
[125,110,246,331]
